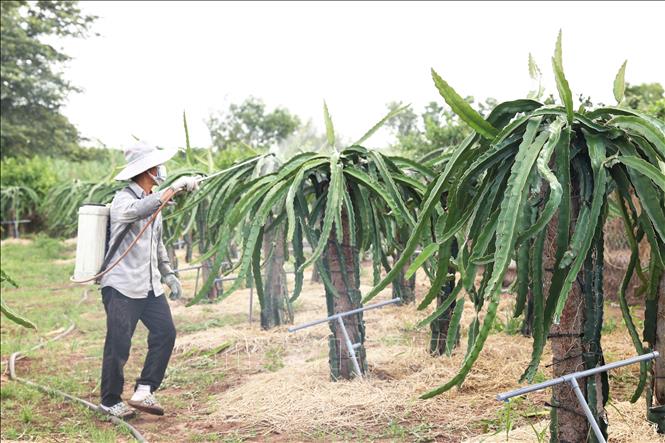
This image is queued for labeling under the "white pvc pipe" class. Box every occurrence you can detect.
[288,298,400,332]
[497,351,659,401]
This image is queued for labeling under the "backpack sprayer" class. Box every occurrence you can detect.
[71,156,265,284]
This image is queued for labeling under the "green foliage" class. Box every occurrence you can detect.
[366,33,665,403]
[0,0,95,158]
[1,269,37,329]
[431,69,499,140]
[613,61,628,104]
[262,346,285,372]
[42,177,123,237]
[492,306,523,336]
[20,405,34,424]
[206,97,301,152]
[552,30,573,124]
[601,317,618,335]
[323,101,335,147]
[173,106,426,308]
[213,146,257,169]
[0,152,124,234]
[0,185,39,227]
[33,233,67,259]
[0,150,123,187]
[49,149,126,178]
[527,53,544,100]
[624,82,665,119]
[0,156,58,195]
[385,97,497,158]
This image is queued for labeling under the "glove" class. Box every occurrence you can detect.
[169,175,201,194]
[163,273,182,300]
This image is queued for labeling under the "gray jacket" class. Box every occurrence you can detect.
[100,182,174,298]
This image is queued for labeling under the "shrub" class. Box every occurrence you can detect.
[0,156,58,196]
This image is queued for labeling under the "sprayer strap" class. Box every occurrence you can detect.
[99,224,133,275]
[98,187,141,275]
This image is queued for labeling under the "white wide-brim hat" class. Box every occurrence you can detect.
[114,141,178,181]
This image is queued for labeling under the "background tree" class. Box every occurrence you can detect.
[206,97,301,152]
[385,98,497,157]
[0,0,95,158]
[624,82,665,119]
[0,156,57,233]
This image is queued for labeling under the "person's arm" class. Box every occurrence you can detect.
[111,176,198,224]
[111,189,166,224]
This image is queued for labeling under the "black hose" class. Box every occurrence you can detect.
[6,291,148,443]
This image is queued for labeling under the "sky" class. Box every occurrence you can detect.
[54,1,665,150]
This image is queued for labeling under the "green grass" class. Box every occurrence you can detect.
[0,237,238,442]
[602,317,618,334]
[1,237,124,441]
[20,404,34,424]
[492,306,523,336]
[262,345,285,372]
[177,315,246,334]
[532,370,548,384]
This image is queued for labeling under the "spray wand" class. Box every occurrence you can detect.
[70,155,267,284]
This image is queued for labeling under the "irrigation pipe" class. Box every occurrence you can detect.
[5,290,147,443]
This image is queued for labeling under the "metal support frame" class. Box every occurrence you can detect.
[171,239,187,249]
[288,298,401,378]
[1,219,31,239]
[172,265,203,273]
[248,282,253,323]
[173,265,298,324]
[496,351,660,443]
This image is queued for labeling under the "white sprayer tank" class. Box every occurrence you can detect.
[73,204,110,281]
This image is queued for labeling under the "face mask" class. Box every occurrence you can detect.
[149,165,168,185]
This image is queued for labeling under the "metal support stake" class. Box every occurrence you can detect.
[249,281,253,324]
[569,377,605,443]
[497,351,659,443]
[288,298,401,378]
[336,316,362,378]
[1,219,30,240]
[193,267,200,297]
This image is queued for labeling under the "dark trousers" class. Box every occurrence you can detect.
[100,287,176,407]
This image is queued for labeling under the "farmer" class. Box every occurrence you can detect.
[98,141,199,419]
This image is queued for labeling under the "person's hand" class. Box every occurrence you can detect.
[163,273,182,300]
[169,175,201,194]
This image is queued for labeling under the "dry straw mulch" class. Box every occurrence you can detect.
[171,269,660,442]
